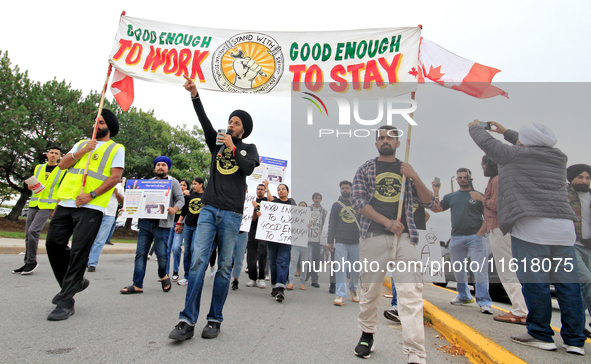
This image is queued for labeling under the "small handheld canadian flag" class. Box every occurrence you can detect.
[111,69,134,111]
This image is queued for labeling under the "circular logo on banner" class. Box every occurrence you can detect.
[212,33,284,93]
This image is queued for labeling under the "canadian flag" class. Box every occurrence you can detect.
[110,69,134,112]
[413,38,508,99]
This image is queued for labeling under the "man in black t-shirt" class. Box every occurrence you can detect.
[432,168,491,312]
[175,177,205,286]
[169,76,260,342]
[245,183,268,288]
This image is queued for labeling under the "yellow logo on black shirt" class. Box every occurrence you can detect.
[216,148,239,175]
[339,206,357,224]
[189,197,203,215]
[374,172,402,203]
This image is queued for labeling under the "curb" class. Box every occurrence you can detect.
[0,246,136,255]
[423,300,527,364]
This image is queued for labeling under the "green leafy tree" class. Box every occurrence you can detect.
[0,52,210,221]
[0,51,97,220]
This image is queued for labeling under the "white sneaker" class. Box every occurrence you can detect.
[256,279,266,289]
[245,280,256,287]
[177,278,188,286]
[511,332,557,351]
[210,267,216,277]
[563,344,586,355]
[265,275,270,281]
[350,290,360,303]
[334,296,345,306]
[450,297,475,305]
[480,305,493,314]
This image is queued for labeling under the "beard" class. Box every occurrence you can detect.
[378,146,396,156]
[573,183,591,193]
[94,127,109,139]
[155,171,167,179]
[341,191,351,199]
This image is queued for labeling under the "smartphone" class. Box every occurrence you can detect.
[479,121,492,130]
[433,177,441,187]
[216,129,226,145]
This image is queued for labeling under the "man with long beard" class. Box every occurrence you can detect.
[567,164,591,338]
[45,109,124,321]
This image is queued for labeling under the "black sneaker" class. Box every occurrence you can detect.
[311,282,320,288]
[21,262,39,275]
[47,306,75,321]
[12,264,26,274]
[354,332,375,359]
[105,241,114,245]
[87,266,96,272]
[231,280,239,290]
[329,284,336,294]
[275,288,285,302]
[384,308,400,323]
[202,321,221,338]
[168,321,195,341]
[270,288,279,297]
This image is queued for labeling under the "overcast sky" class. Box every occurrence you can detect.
[2,0,590,240]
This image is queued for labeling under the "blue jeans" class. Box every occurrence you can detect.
[182,225,198,279]
[268,242,291,288]
[449,234,492,306]
[232,232,248,279]
[391,277,398,306]
[170,228,184,274]
[87,215,117,267]
[335,243,360,298]
[179,205,242,325]
[288,245,310,285]
[574,245,591,317]
[132,219,171,288]
[106,217,117,242]
[512,236,585,346]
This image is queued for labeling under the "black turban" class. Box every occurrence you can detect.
[229,110,252,139]
[101,109,119,137]
[567,164,591,183]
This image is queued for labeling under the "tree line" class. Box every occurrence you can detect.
[0,51,210,221]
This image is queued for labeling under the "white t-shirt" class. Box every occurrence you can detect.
[59,141,125,213]
[511,216,576,246]
[579,192,591,240]
[105,183,124,217]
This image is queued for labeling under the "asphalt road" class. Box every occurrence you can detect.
[3,254,469,364]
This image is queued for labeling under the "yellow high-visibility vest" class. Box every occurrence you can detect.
[57,140,123,208]
[29,163,67,209]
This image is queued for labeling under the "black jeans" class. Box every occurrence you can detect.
[46,206,103,308]
[246,231,268,281]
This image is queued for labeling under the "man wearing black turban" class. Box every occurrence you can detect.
[44,109,124,321]
[168,76,260,342]
[567,164,591,338]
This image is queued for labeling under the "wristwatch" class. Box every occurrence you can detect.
[90,191,98,199]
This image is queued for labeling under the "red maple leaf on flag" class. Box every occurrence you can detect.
[408,67,418,77]
[425,65,445,85]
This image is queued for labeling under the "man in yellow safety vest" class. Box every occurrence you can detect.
[45,109,125,321]
[12,146,65,275]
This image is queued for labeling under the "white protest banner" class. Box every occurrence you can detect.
[256,201,310,247]
[109,15,421,97]
[417,230,445,283]
[240,193,257,232]
[319,213,330,246]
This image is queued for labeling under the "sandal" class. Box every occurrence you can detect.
[160,277,172,292]
[120,285,143,294]
[493,312,526,325]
